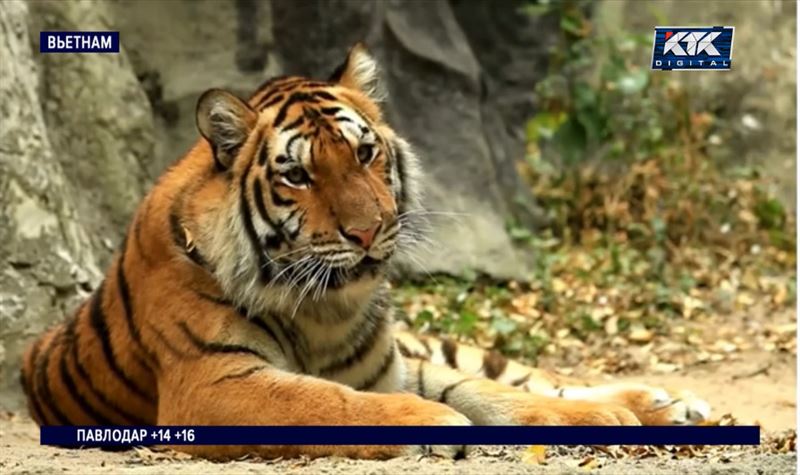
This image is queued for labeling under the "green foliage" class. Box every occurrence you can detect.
[518,1,795,256]
[528,1,681,164]
[755,197,787,231]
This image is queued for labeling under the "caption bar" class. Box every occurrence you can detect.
[40,31,120,53]
[41,426,761,447]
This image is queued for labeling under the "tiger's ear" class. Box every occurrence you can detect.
[329,43,385,102]
[196,89,258,170]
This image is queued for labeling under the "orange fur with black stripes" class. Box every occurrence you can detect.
[20,44,710,460]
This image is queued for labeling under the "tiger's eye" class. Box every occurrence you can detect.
[357,144,374,163]
[284,167,308,186]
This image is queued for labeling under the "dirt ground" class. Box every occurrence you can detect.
[0,350,796,475]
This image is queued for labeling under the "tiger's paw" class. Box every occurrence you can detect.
[626,387,710,426]
[400,412,471,459]
[410,408,472,459]
[558,383,711,425]
[370,393,472,459]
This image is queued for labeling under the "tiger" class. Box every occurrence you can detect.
[19,43,711,460]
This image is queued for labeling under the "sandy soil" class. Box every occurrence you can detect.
[0,351,795,475]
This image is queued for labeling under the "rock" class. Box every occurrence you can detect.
[29,0,155,234]
[0,0,154,409]
[107,0,281,177]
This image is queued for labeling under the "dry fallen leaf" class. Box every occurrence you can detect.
[628,326,654,343]
[578,455,600,470]
[523,445,548,464]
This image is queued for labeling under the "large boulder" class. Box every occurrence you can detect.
[0,0,155,410]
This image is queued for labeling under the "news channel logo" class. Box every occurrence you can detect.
[651,26,734,71]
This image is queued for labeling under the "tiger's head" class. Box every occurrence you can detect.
[191,44,422,311]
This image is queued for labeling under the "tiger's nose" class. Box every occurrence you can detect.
[341,222,381,250]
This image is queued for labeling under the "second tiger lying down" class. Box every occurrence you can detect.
[21,44,710,460]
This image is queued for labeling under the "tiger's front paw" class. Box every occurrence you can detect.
[366,393,472,459]
[400,409,472,459]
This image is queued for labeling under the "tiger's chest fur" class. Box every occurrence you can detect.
[218,276,406,394]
